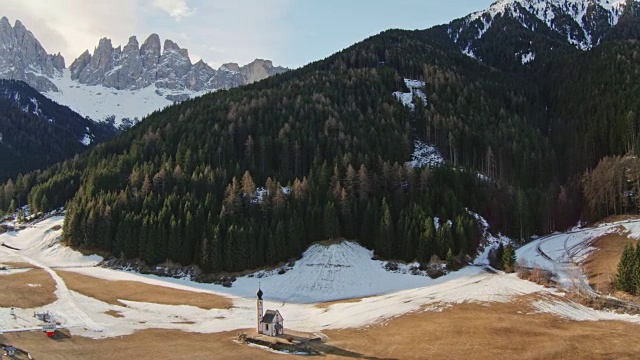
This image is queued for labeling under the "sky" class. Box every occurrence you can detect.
[2,0,495,69]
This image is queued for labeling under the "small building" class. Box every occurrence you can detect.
[256,287,284,337]
[260,309,284,337]
[5,346,17,357]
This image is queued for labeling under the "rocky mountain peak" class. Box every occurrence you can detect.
[451,0,628,56]
[123,36,139,52]
[0,16,64,92]
[142,34,161,52]
[221,62,241,72]
[240,58,288,84]
[0,17,289,114]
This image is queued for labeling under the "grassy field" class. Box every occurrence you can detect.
[583,232,636,294]
[56,270,233,310]
[3,297,640,360]
[324,297,640,360]
[0,268,57,308]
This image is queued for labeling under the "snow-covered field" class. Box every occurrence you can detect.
[1,216,639,340]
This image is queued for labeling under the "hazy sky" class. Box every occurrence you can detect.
[2,0,494,69]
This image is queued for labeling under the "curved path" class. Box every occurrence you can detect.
[0,235,103,333]
[534,220,640,311]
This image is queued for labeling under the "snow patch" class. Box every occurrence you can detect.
[393,78,427,110]
[468,210,513,266]
[520,51,536,64]
[407,139,444,169]
[0,216,102,268]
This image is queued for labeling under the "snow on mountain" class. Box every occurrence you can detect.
[408,139,444,168]
[452,0,628,53]
[44,69,204,126]
[393,78,427,110]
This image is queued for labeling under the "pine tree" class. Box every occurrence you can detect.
[324,202,338,240]
[615,242,635,293]
[495,243,505,270]
[446,248,454,270]
[377,198,394,259]
[633,243,640,295]
[418,217,436,263]
[502,243,517,273]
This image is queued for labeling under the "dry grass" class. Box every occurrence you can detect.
[315,297,364,309]
[0,268,57,308]
[324,297,640,360]
[0,329,291,360]
[3,298,640,360]
[583,233,637,294]
[56,270,233,310]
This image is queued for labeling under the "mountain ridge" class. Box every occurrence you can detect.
[0,79,117,182]
[0,16,288,124]
[449,0,633,67]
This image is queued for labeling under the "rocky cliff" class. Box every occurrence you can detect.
[0,17,64,92]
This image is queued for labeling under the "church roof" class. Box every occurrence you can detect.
[261,309,282,323]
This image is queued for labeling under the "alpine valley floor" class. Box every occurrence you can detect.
[1,216,640,359]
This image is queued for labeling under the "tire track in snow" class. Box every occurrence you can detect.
[0,234,103,332]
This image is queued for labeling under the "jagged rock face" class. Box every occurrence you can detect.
[0,17,289,104]
[68,34,289,94]
[221,62,241,72]
[70,50,91,79]
[0,17,64,92]
[239,59,288,84]
[184,60,216,90]
[77,37,115,85]
[139,34,161,87]
[155,39,193,90]
[207,65,246,89]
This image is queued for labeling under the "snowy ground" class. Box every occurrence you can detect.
[393,78,427,110]
[43,70,211,126]
[516,219,640,292]
[407,139,444,169]
[1,216,639,340]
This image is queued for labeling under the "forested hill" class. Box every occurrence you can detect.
[1,1,639,273]
[0,80,118,183]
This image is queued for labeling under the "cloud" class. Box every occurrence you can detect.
[1,0,138,62]
[151,0,194,20]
